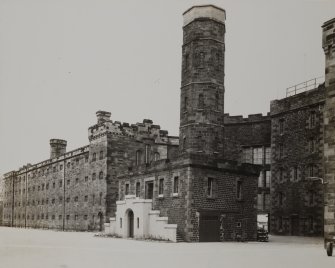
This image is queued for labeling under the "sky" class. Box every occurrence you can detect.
[0,0,334,176]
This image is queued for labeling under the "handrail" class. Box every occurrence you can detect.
[286,76,324,97]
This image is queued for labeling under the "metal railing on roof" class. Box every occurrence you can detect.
[286,76,324,97]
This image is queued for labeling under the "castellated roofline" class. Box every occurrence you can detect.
[183,5,226,26]
[223,113,270,124]
[49,139,67,146]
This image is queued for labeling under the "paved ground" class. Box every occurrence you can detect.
[0,227,334,268]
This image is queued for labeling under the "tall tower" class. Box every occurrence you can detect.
[322,18,335,239]
[179,5,226,157]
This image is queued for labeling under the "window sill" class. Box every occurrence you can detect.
[172,193,179,197]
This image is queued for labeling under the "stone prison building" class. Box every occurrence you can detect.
[1,5,335,242]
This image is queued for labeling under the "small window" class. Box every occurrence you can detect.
[236,222,242,228]
[99,171,103,180]
[66,215,70,220]
[53,182,55,189]
[184,96,188,111]
[59,180,63,187]
[236,180,242,200]
[84,195,88,202]
[173,177,179,194]
[52,215,55,220]
[60,165,63,170]
[258,172,263,187]
[52,199,55,204]
[137,217,140,228]
[92,153,96,162]
[279,119,284,134]
[198,93,204,109]
[207,177,214,197]
[136,150,142,166]
[76,158,79,165]
[145,145,150,164]
[85,155,89,163]
[120,218,123,228]
[99,151,104,160]
[265,171,271,188]
[279,192,283,206]
[125,184,130,195]
[309,165,315,177]
[310,111,316,128]
[99,192,103,205]
[59,215,62,220]
[85,176,88,182]
[75,215,78,221]
[135,182,140,197]
[67,162,70,168]
[154,152,160,161]
[74,196,78,202]
[309,138,316,153]
[265,147,271,164]
[66,197,70,203]
[53,166,56,173]
[67,179,70,185]
[279,144,284,159]
[76,178,79,184]
[84,215,88,220]
[159,178,164,195]
[92,173,96,180]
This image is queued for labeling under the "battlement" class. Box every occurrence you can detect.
[88,112,173,144]
[183,5,226,26]
[224,113,270,124]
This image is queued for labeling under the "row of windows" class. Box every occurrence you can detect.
[242,147,271,165]
[276,165,318,183]
[124,177,243,200]
[4,172,106,197]
[135,147,160,166]
[278,111,318,135]
[276,191,316,207]
[277,215,316,232]
[5,214,96,221]
[5,193,104,207]
[13,151,105,182]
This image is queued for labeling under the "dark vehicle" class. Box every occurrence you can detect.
[257,228,269,242]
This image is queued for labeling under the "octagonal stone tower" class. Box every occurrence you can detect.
[322,18,335,239]
[179,5,226,157]
[49,139,67,159]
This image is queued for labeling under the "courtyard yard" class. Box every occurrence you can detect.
[0,227,334,268]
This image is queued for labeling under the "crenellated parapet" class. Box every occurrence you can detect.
[88,111,178,145]
[224,113,270,124]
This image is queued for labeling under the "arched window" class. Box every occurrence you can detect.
[136,150,142,166]
[198,93,204,109]
[99,171,103,180]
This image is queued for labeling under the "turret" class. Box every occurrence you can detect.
[49,139,67,159]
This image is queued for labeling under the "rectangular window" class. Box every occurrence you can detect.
[59,180,63,187]
[145,145,150,164]
[279,192,283,206]
[145,182,154,199]
[135,182,140,197]
[258,172,263,187]
[158,178,164,195]
[265,147,271,164]
[85,176,88,182]
[120,218,122,228]
[125,184,129,195]
[84,195,88,202]
[207,177,214,197]
[279,144,284,159]
[253,147,263,164]
[265,171,271,188]
[242,148,252,163]
[309,138,316,153]
[309,165,314,177]
[173,177,179,194]
[236,180,242,200]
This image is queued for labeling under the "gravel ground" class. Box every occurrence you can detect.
[0,227,333,268]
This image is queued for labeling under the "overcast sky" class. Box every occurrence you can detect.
[0,0,334,176]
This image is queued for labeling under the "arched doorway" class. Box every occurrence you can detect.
[98,212,103,232]
[128,210,134,238]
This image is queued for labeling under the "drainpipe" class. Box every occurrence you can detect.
[63,159,66,231]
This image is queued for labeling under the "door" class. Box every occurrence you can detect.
[199,214,220,242]
[128,210,134,238]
